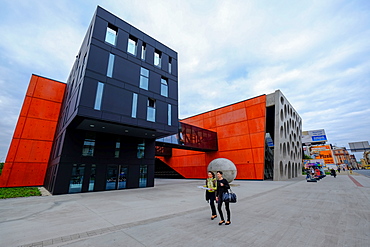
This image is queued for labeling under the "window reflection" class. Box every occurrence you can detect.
[69,164,85,193]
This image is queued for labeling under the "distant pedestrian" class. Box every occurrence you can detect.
[205,171,217,220]
[305,169,311,179]
[216,171,231,225]
[330,169,336,178]
[337,167,340,173]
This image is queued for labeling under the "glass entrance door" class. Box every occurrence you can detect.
[106,165,128,190]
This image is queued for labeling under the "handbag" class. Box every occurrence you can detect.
[222,188,237,203]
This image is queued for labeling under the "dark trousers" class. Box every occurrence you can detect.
[218,199,230,221]
[207,191,217,215]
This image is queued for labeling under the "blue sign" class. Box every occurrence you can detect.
[312,135,327,142]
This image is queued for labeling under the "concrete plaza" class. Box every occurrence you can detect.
[0,172,369,247]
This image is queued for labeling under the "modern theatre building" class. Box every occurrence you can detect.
[0,6,303,195]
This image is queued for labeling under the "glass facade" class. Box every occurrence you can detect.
[154,50,161,67]
[115,138,120,158]
[147,98,156,122]
[82,133,95,156]
[131,93,138,118]
[168,104,171,126]
[127,37,137,55]
[105,24,117,46]
[94,82,104,110]
[107,53,115,78]
[139,67,149,90]
[106,165,127,190]
[69,164,85,193]
[139,165,148,188]
[161,78,168,97]
[88,164,96,191]
[141,43,146,60]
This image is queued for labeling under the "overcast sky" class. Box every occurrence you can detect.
[1,0,369,162]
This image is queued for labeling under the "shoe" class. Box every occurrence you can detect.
[225,221,231,225]
[219,220,225,225]
[211,215,217,220]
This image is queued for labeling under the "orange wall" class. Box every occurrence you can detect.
[0,75,66,187]
[159,95,267,180]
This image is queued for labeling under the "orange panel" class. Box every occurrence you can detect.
[246,103,266,120]
[218,134,252,151]
[216,108,247,126]
[244,95,266,107]
[22,118,57,140]
[248,118,265,133]
[4,138,20,163]
[0,75,66,188]
[218,149,254,165]
[33,77,66,102]
[215,101,245,115]
[203,116,216,129]
[25,75,38,97]
[12,117,26,139]
[216,121,250,139]
[250,132,265,149]
[252,147,265,164]
[27,97,64,120]
[19,96,32,117]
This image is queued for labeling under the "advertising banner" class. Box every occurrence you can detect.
[302,129,327,145]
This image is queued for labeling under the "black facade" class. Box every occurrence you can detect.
[44,6,178,195]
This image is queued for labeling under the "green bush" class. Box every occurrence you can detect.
[0,162,4,175]
[0,187,41,199]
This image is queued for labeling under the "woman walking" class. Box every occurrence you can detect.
[216,171,231,225]
[205,171,217,220]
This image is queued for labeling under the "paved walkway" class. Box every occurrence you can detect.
[0,173,369,247]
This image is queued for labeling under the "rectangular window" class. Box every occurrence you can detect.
[139,165,148,188]
[147,98,156,122]
[127,36,137,56]
[115,138,120,158]
[139,67,149,90]
[168,104,172,126]
[131,93,138,118]
[154,50,161,67]
[82,133,95,156]
[105,24,118,46]
[161,77,168,97]
[169,57,172,74]
[107,53,115,78]
[141,43,146,60]
[69,164,85,193]
[88,164,96,192]
[94,82,104,110]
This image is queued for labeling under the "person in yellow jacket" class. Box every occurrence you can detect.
[205,171,217,220]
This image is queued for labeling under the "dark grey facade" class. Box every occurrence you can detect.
[44,6,178,194]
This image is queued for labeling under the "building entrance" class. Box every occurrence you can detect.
[106,165,128,190]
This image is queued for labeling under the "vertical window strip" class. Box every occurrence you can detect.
[168,104,171,126]
[131,93,138,118]
[141,43,146,60]
[169,57,172,74]
[107,53,115,77]
[94,82,104,110]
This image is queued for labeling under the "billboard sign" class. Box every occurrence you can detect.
[302,129,327,145]
[348,141,370,152]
